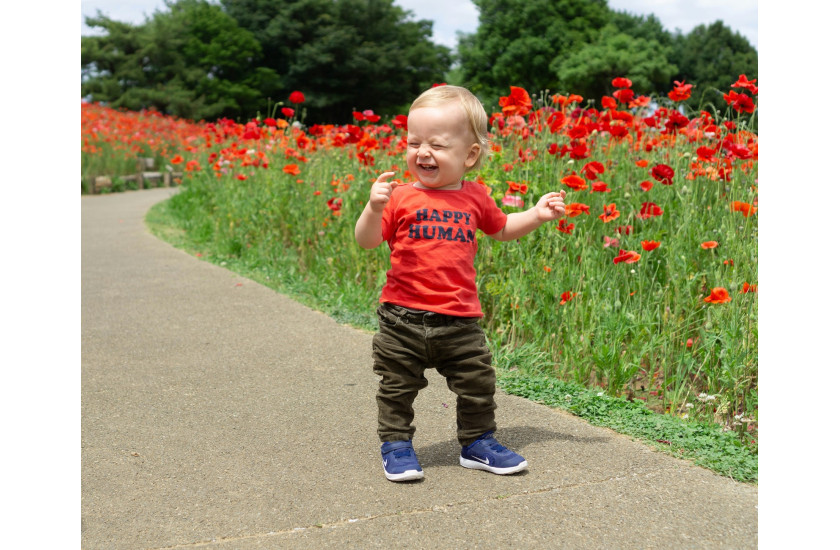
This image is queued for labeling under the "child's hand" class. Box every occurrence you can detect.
[535,191,566,221]
[368,171,398,212]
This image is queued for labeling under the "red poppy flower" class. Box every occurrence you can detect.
[281,107,295,118]
[569,143,590,160]
[591,181,611,193]
[559,291,578,305]
[651,164,674,185]
[704,287,732,304]
[556,219,575,234]
[289,91,305,104]
[635,159,648,168]
[696,146,718,161]
[664,111,689,133]
[730,201,757,217]
[392,114,408,129]
[564,202,590,217]
[612,77,633,88]
[582,161,605,180]
[507,181,529,194]
[722,91,756,114]
[568,125,589,139]
[613,88,635,104]
[741,282,757,293]
[615,225,633,235]
[639,180,653,192]
[599,203,620,223]
[641,240,660,251]
[613,249,641,264]
[236,173,247,181]
[561,174,588,191]
[603,236,620,248]
[170,154,184,165]
[327,197,343,214]
[701,241,719,249]
[731,74,758,95]
[499,86,532,116]
[638,202,663,219]
[263,117,276,126]
[608,124,629,139]
[283,164,301,175]
[668,80,693,102]
[601,96,617,109]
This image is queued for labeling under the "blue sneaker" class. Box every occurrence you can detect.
[460,432,528,475]
[381,440,424,481]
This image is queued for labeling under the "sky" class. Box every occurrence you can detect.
[81,0,758,49]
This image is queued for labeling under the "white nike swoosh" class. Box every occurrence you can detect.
[470,455,490,465]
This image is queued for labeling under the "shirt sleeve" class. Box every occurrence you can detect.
[477,185,507,235]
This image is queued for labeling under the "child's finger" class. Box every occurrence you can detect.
[376,171,396,183]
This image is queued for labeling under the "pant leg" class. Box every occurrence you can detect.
[432,320,497,447]
[372,305,428,442]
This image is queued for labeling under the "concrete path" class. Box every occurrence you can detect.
[81,188,758,549]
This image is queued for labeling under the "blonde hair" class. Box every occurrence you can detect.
[409,85,489,172]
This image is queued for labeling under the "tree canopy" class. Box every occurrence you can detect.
[669,21,758,113]
[456,1,756,114]
[82,0,450,123]
[82,0,278,121]
[81,0,757,122]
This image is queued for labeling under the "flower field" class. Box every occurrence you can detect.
[82,76,758,441]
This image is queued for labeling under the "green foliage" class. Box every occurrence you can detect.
[669,21,758,113]
[82,0,279,121]
[83,0,450,123]
[495,369,757,483]
[456,2,757,110]
[552,24,677,99]
[220,0,451,122]
[458,0,611,102]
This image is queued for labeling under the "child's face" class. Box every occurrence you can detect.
[406,101,481,190]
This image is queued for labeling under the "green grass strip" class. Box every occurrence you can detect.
[496,369,756,483]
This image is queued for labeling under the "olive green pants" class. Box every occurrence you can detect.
[372,303,497,447]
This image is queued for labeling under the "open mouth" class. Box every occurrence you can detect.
[417,163,437,173]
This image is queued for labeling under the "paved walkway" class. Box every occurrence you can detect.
[82,188,757,549]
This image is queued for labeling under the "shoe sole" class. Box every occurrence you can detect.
[383,468,424,482]
[459,456,528,475]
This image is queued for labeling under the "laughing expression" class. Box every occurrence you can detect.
[406,101,481,191]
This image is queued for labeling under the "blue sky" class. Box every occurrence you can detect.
[81,0,758,49]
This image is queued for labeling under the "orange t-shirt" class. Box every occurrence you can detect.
[380,180,508,317]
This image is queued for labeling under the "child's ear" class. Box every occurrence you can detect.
[464,143,481,168]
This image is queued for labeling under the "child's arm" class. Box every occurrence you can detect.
[355,171,397,249]
[488,191,566,242]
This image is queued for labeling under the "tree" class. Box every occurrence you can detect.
[82,0,280,121]
[669,21,758,114]
[456,0,611,104]
[221,0,452,122]
[552,23,677,102]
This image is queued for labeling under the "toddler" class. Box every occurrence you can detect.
[354,85,566,481]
